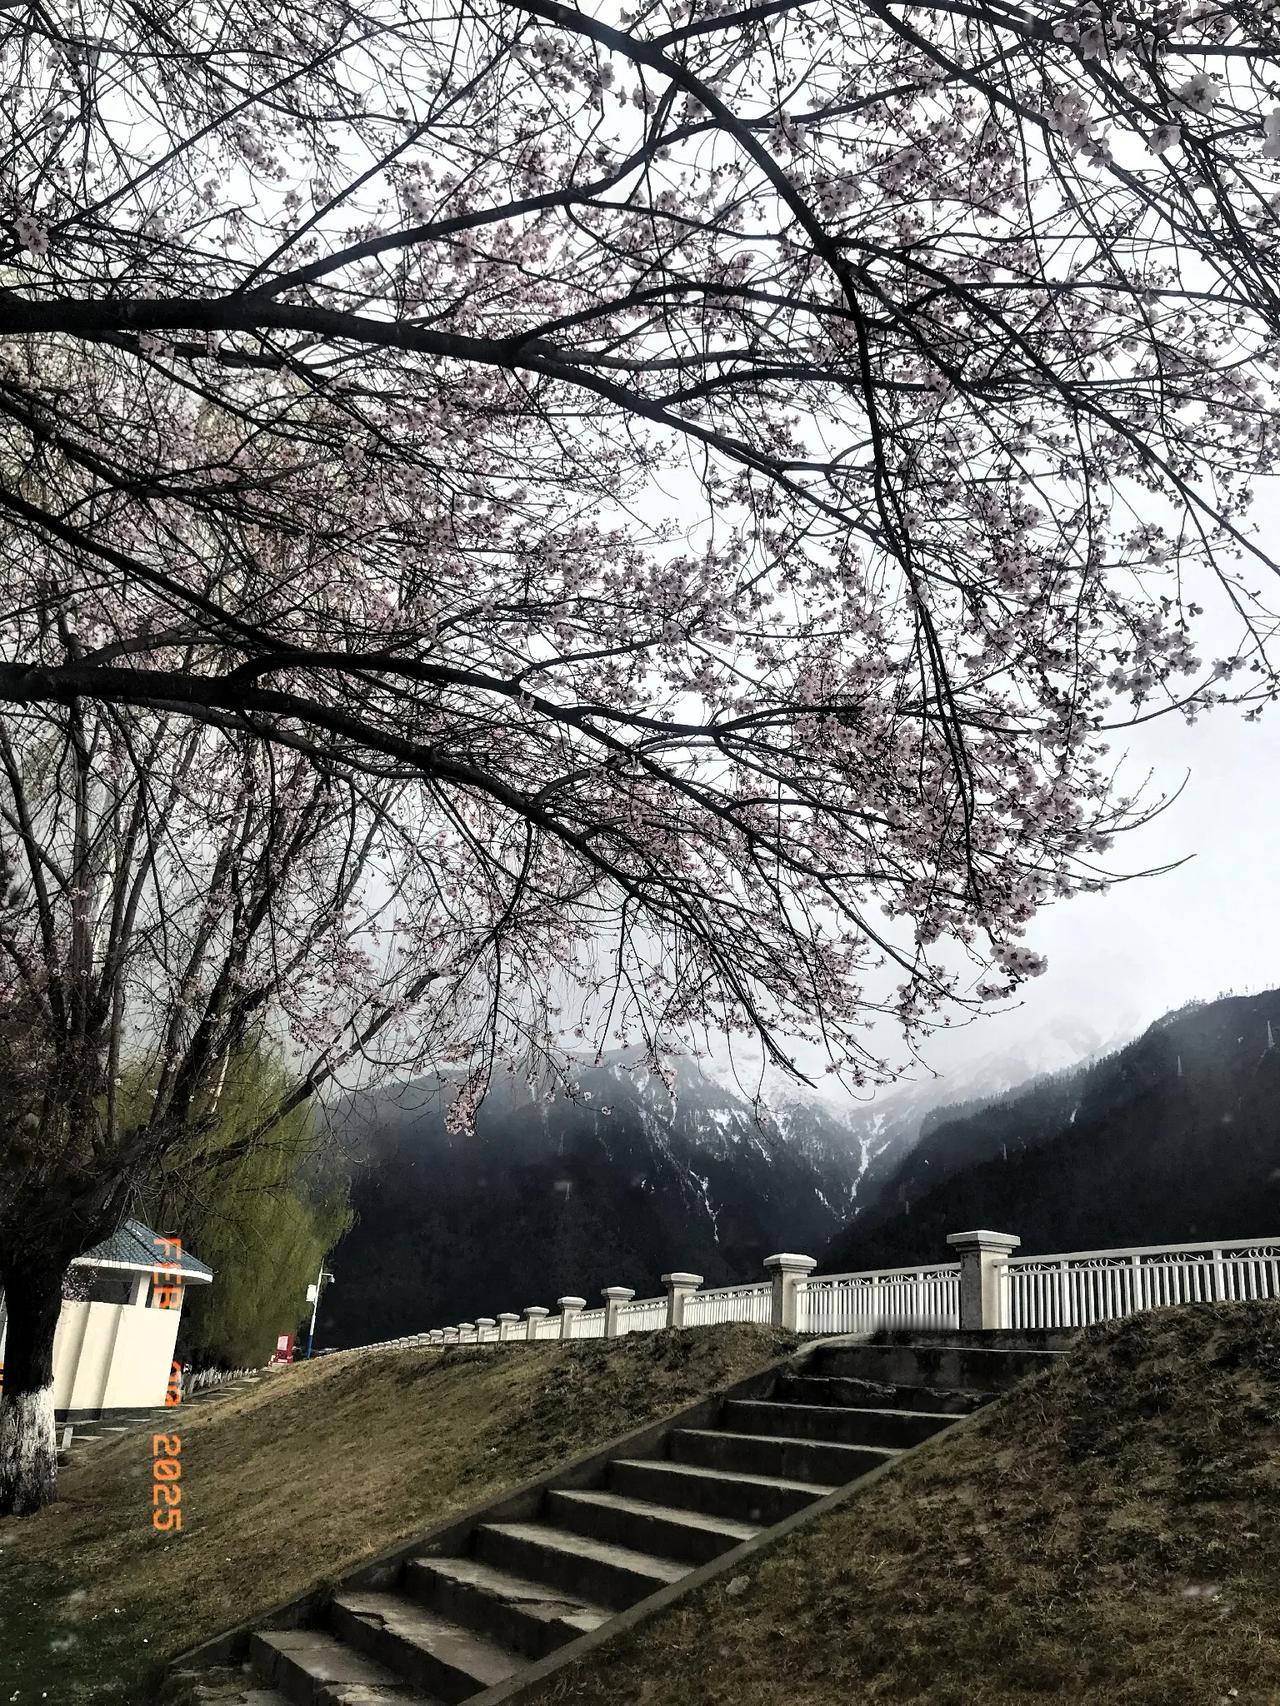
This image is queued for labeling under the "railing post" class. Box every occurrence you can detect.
[662,1272,703,1328]
[496,1312,520,1342]
[945,1230,1021,1330]
[764,1254,816,1330]
[558,1296,586,1340]
[523,1305,549,1342]
[602,1286,636,1338]
[457,1322,475,1342]
[476,1316,497,1342]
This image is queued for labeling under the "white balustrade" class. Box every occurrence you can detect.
[803,1263,960,1334]
[322,1231,1280,1354]
[682,1282,771,1327]
[602,1286,635,1336]
[619,1295,667,1333]
[1002,1238,1280,1330]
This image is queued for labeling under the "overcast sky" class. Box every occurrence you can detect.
[912,694,1279,1079]
[685,616,1279,1108]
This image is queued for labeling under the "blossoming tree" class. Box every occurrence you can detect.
[0,0,1279,1510]
[0,673,446,1512]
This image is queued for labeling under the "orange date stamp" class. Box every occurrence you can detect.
[152,1424,182,1531]
[152,1235,185,1532]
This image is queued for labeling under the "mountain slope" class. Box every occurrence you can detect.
[819,989,1280,1273]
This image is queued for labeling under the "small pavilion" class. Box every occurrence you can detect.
[0,1218,214,1420]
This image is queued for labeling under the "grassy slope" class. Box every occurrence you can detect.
[528,1302,1280,1706]
[0,1324,797,1706]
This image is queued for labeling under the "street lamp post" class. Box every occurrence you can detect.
[304,1264,335,1358]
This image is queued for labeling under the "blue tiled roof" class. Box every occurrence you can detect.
[73,1217,214,1283]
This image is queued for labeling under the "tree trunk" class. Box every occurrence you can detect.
[0,1260,65,1515]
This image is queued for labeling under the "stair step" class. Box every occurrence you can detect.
[608,1457,831,1525]
[778,1373,985,1415]
[402,1555,610,1660]
[474,1520,686,1611]
[724,1398,954,1449]
[177,1669,295,1706]
[329,1588,519,1702]
[172,1664,295,1706]
[669,1427,897,1486]
[813,1342,1060,1392]
[251,1626,440,1703]
[545,1488,759,1565]
[874,1326,1078,1351]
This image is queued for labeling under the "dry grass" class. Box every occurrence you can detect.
[529,1302,1280,1706]
[0,1323,797,1705]
[14,1306,1278,1706]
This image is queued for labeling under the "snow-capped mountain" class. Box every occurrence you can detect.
[319,1055,871,1348]
[831,1013,1126,1217]
[819,989,1280,1274]
[316,1015,1138,1349]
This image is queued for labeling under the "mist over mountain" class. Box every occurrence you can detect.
[318,1056,879,1349]
[819,989,1280,1275]
[834,1012,1118,1219]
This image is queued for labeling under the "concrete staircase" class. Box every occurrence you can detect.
[177,1336,1066,1706]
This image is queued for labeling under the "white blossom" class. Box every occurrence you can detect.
[1174,73,1220,114]
[13,214,49,256]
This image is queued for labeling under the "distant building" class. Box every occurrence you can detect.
[0,1218,213,1421]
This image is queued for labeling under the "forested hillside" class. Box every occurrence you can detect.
[319,1058,872,1348]
[820,990,1280,1272]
